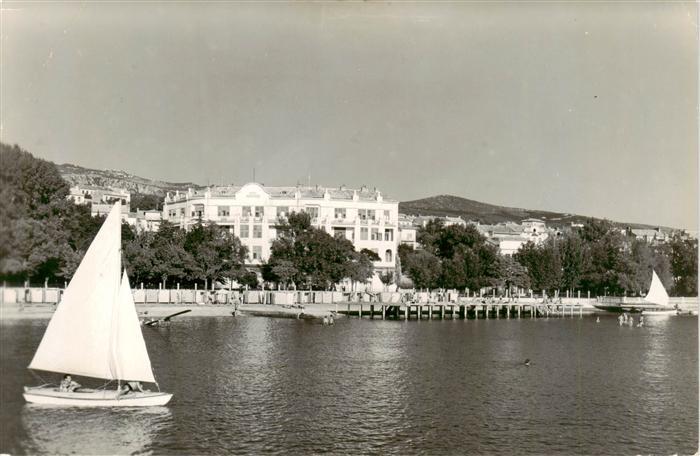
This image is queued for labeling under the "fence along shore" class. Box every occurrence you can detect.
[3,285,697,320]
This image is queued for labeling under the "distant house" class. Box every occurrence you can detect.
[629,227,669,244]
[475,219,549,256]
[412,215,467,228]
[398,215,418,249]
[126,209,162,232]
[68,185,131,219]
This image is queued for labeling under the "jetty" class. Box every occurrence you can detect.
[339,300,585,320]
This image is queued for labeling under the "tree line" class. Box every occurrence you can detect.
[0,144,377,290]
[1,143,696,296]
[399,219,697,297]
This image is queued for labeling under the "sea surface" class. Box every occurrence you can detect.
[0,314,697,455]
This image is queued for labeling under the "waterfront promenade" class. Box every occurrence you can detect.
[2,286,697,320]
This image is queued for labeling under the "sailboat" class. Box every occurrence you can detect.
[593,270,677,316]
[23,203,172,406]
[638,270,677,316]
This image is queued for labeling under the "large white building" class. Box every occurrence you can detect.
[162,183,399,271]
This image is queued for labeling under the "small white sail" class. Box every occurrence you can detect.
[112,271,156,383]
[29,204,122,379]
[643,270,670,308]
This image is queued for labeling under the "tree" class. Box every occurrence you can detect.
[498,254,531,292]
[148,221,194,288]
[403,249,441,289]
[130,193,164,211]
[515,239,562,293]
[183,222,248,289]
[379,271,394,290]
[557,232,584,292]
[668,235,698,296]
[267,212,372,290]
[345,251,375,290]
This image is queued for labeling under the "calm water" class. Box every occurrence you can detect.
[0,314,697,455]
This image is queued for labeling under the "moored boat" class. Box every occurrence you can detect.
[593,270,677,316]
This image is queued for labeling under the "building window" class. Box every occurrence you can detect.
[218,206,230,217]
[277,206,289,217]
[253,225,262,238]
[333,227,346,239]
[371,228,380,241]
[384,229,393,241]
[334,208,346,219]
[254,206,264,218]
[240,225,249,238]
[252,246,262,260]
[360,227,368,240]
[359,209,375,220]
[180,208,185,216]
[383,210,390,220]
[385,249,393,263]
[306,206,319,218]
[242,206,252,217]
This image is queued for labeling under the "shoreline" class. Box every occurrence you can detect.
[0,302,344,321]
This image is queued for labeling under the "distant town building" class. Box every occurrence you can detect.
[126,209,162,233]
[398,215,418,249]
[627,227,670,245]
[68,185,131,219]
[412,215,467,228]
[471,219,550,255]
[162,182,399,271]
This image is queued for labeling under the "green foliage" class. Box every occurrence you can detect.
[265,212,375,290]
[183,221,248,288]
[130,193,164,211]
[0,144,88,284]
[403,250,442,289]
[515,239,562,292]
[498,255,531,291]
[123,221,248,288]
[403,223,501,290]
[668,235,698,296]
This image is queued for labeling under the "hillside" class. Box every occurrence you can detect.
[399,195,660,230]
[57,163,202,196]
[57,162,666,230]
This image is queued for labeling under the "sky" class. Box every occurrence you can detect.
[1,2,697,230]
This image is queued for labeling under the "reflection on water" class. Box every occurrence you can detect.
[21,405,172,455]
[1,315,697,455]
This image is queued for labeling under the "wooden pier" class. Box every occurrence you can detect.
[342,302,584,320]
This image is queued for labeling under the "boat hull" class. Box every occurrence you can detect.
[23,387,172,407]
[640,309,678,316]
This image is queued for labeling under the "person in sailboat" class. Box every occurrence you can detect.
[59,375,81,392]
[120,380,147,395]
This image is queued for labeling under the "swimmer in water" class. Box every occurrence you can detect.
[524,359,530,366]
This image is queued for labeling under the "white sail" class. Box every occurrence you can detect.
[112,271,156,383]
[29,204,122,380]
[643,270,670,308]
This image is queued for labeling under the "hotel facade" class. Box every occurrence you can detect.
[162,183,399,272]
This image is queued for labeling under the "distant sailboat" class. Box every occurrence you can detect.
[594,270,677,316]
[23,203,172,406]
[639,270,676,316]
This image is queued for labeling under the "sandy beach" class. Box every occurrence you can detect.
[0,302,344,320]
[0,303,236,320]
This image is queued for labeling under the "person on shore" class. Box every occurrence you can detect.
[628,316,634,327]
[596,316,600,323]
[59,375,81,392]
[618,315,624,326]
